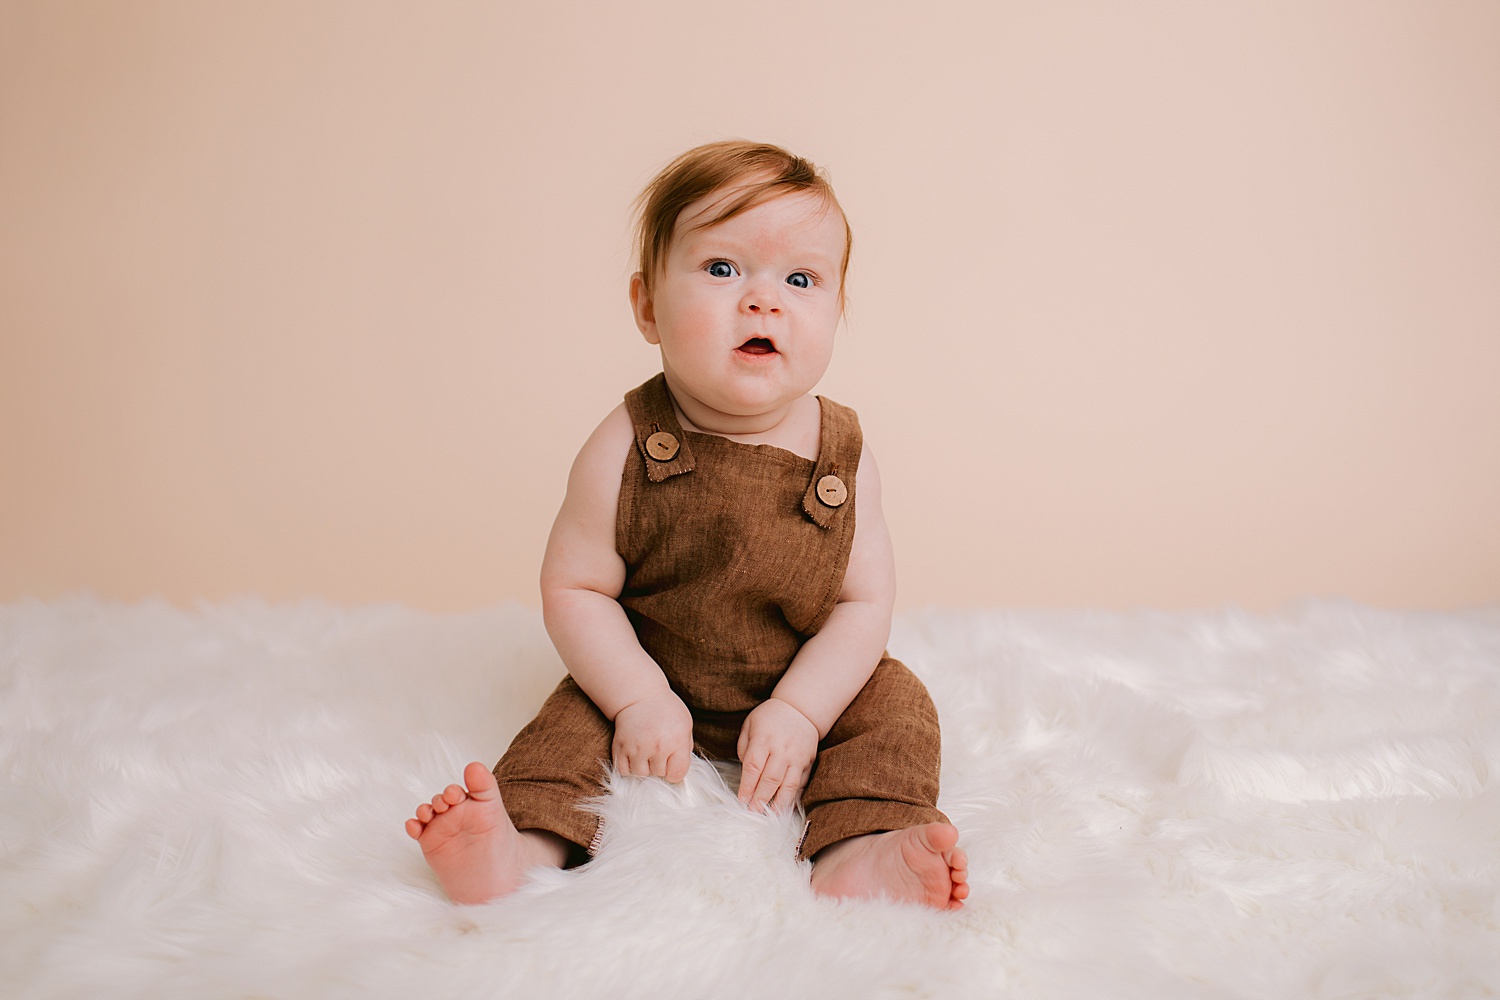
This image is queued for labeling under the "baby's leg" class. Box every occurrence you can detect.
[406,762,570,904]
[490,676,615,850]
[408,678,612,903]
[800,657,969,909]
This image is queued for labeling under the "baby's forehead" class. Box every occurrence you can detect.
[672,186,844,251]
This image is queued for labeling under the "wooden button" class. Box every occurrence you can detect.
[816,474,848,508]
[645,431,680,462]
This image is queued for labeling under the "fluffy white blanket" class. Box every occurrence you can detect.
[2,598,1497,998]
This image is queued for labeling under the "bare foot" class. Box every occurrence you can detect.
[810,823,969,910]
[404,761,567,904]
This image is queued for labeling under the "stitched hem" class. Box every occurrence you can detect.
[499,785,601,854]
[587,818,607,856]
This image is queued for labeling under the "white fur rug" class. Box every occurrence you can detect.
[2,598,1498,999]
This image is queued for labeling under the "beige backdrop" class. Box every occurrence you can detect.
[3,1,1498,612]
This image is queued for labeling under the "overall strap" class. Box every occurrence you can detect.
[623,373,695,482]
[802,396,862,530]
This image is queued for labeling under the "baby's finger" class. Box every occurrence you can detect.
[616,749,642,777]
[665,750,690,783]
[770,772,802,813]
[746,765,785,812]
[738,751,766,803]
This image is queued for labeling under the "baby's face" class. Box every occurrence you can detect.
[632,183,846,424]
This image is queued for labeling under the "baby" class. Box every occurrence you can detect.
[406,140,968,910]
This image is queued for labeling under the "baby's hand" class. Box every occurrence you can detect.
[736,698,820,813]
[612,689,694,783]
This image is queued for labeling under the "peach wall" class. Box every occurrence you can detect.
[2,1,1497,611]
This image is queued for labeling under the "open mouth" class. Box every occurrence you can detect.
[736,337,777,356]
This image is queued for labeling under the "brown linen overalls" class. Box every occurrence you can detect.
[493,373,947,860]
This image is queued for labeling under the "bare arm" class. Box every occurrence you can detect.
[772,442,896,734]
[540,404,693,780]
[737,443,897,809]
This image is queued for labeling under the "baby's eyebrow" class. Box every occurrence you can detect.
[683,234,837,270]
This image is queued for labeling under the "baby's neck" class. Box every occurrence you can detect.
[668,390,821,462]
[674,403,790,438]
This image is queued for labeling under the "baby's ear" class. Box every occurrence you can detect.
[629,272,660,345]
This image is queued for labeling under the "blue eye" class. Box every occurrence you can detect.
[706,261,738,278]
[787,272,812,288]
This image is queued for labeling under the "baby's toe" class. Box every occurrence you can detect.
[462,761,500,799]
[440,783,468,806]
[405,817,424,840]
